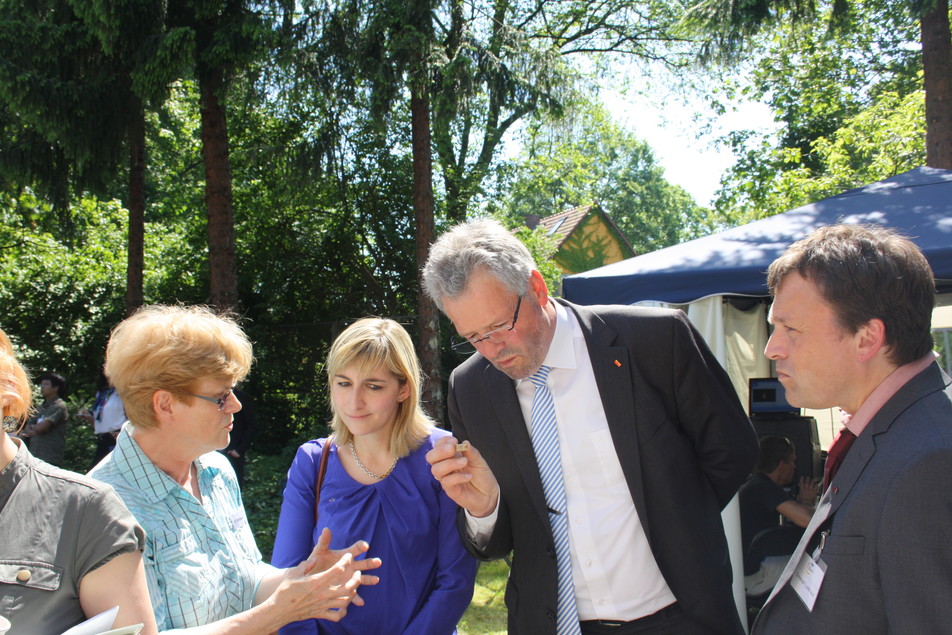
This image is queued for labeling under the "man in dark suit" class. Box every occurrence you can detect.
[752,224,952,633]
[423,219,758,635]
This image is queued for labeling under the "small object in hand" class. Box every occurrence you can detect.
[455,442,469,453]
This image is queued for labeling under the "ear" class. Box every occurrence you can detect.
[152,390,177,425]
[855,318,887,363]
[528,269,549,304]
[397,381,411,404]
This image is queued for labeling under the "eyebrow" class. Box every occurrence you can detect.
[459,314,509,339]
[333,373,391,383]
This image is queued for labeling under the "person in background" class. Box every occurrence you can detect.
[89,305,382,634]
[752,224,952,633]
[80,371,126,470]
[219,386,255,488]
[19,371,68,466]
[0,327,157,635]
[739,436,817,597]
[423,219,759,635]
[272,318,477,634]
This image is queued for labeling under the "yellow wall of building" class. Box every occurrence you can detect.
[554,213,631,274]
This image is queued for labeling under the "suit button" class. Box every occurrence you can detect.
[546,609,556,620]
[16,569,31,583]
[547,548,556,558]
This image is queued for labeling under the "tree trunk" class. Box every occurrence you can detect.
[920,0,952,169]
[199,67,240,311]
[412,80,444,423]
[125,100,146,316]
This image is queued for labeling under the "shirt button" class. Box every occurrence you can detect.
[16,569,31,582]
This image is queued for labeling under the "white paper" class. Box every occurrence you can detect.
[94,626,144,635]
[60,606,117,635]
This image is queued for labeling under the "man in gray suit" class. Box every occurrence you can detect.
[753,224,952,633]
[424,219,758,634]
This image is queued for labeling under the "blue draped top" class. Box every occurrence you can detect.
[272,429,477,634]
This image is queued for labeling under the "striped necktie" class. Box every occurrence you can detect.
[528,365,581,635]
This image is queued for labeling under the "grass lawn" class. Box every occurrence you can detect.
[244,452,509,634]
[458,559,509,635]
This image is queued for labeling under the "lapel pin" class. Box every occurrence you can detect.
[614,360,622,367]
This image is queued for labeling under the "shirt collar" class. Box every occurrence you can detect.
[0,437,33,500]
[516,301,577,387]
[113,424,220,503]
[842,352,938,437]
[544,302,577,370]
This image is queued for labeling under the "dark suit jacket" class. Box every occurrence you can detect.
[753,362,952,634]
[447,301,758,634]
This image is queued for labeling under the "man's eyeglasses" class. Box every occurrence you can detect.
[189,389,233,411]
[451,295,522,354]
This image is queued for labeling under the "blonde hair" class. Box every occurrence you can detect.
[0,328,32,424]
[105,305,253,428]
[326,318,432,457]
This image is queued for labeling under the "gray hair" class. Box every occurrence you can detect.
[422,219,536,311]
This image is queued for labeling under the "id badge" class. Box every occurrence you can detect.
[790,552,827,611]
[228,509,246,532]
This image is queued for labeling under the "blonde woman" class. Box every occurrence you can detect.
[0,328,157,635]
[273,318,477,634]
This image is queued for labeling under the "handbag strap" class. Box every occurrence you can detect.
[314,437,332,526]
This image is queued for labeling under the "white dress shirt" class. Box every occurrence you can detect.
[93,389,127,435]
[468,302,676,620]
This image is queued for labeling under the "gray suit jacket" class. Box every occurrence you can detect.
[753,362,952,633]
[448,300,758,634]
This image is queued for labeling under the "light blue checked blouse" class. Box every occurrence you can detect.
[89,425,277,632]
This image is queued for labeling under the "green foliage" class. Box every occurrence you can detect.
[716,90,926,221]
[0,0,134,219]
[708,2,926,222]
[0,195,128,380]
[491,100,711,255]
[223,72,421,449]
[935,329,951,376]
[511,225,563,296]
[0,183,213,399]
[61,395,98,474]
[243,451,295,560]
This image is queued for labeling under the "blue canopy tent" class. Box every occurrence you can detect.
[563,167,952,305]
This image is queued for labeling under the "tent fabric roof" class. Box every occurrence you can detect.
[563,167,952,306]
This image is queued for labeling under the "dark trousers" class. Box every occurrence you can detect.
[225,452,246,488]
[89,433,117,471]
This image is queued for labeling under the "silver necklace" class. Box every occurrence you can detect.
[349,440,397,480]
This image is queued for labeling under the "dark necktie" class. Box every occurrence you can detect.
[823,427,857,490]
